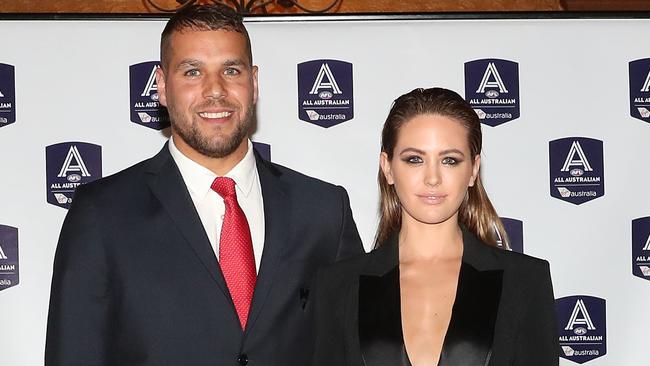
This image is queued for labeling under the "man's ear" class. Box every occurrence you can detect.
[380,152,394,185]
[155,67,167,107]
[252,65,259,104]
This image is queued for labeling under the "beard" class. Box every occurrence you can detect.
[168,101,255,159]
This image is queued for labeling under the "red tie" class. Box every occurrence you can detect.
[211,177,256,330]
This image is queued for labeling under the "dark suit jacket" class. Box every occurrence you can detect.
[45,144,364,366]
[312,228,559,366]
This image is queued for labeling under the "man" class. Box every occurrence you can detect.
[45,4,363,366]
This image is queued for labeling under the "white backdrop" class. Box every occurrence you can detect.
[0,16,649,365]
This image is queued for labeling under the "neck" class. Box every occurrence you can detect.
[172,134,249,176]
[398,214,463,263]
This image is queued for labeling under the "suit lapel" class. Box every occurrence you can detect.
[145,145,229,298]
[244,153,291,333]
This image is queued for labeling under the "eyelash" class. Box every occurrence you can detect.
[442,157,460,165]
[402,155,423,164]
[401,156,462,165]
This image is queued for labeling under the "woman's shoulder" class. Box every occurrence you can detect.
[318,250,372,278]
[492,249,551,285]
[495,246,550,270]
[480,245,554,293]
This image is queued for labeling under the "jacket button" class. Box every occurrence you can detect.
[237,354,248,365]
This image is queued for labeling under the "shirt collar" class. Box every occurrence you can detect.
[168,136,257,199]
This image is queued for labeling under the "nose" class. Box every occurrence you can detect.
[203,74,226,100]
[424,162,441,187]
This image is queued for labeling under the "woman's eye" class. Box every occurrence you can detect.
[404,156,423,164]
[442,157,459,165]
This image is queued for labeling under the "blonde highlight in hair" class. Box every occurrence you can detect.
[375,88,508,249]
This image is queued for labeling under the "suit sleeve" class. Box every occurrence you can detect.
[311,267,348,366]
[514,260,559,366]
[45,187,112,366]
[335,186,365,259]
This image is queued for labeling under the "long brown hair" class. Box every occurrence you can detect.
[375,87,508,249]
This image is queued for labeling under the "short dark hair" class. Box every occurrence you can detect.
[160,4,253,69]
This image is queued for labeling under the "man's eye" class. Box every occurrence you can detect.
[442,157,459,165]
[185,69,200,77]
[224,68,240,75]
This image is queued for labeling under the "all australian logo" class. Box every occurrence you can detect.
[464,59,520,127]
[499,217,524,253]
[0,63,16,128]
[298,59,353,128]
[549,137,604,205]
[129,61,170,130]
[556,295,607,363]
[629,58,650,123]
[632,216,650,281]
[46,142,102,209]
[0,224,19,292]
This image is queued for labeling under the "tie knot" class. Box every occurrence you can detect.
[211,177,237,199]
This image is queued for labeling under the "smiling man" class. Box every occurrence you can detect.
[45,4,363,366]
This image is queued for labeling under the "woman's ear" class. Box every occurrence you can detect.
[469,154,481,187]
[380,152,394,185]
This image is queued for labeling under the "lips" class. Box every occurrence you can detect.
[417,193,447,204]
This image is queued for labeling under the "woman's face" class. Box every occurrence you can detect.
[380,114,480,227]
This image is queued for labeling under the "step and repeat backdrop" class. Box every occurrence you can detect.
[0,16,649,365]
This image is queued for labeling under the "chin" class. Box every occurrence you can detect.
[408,209,457,226]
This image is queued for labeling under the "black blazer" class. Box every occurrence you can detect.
[45,144,364,366]
[312,229,559,366]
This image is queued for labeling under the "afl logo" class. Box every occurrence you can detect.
[67,174,82,183]
[485,90,499,98]
[574,327,587,335]
[318,91,333,99]
[570,168,584,177]
[150,93,159,101]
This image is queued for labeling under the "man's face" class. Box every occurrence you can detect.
[157,29,258,159]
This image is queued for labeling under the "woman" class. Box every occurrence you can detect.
[312,88,558,366]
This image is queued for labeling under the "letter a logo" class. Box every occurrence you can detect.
[644,234,650,251]
[565,299,596,331]
[309,63,342,95]
[641,70,650,93]
[0,90,4,97]
[0,245,7,260]
[561,141,593,172]
[476,62,509,94]
[58,145,91,178]
[141,65,159,97]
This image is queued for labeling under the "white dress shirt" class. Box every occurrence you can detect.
[169,137,265,272]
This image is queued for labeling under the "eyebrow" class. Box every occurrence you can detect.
[175,59,203,70]
[223,59,247,67]
[398,147,466,157]
[438,148,466,157]
[175,58,248,71]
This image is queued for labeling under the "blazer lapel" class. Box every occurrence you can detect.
[145,144,229,298]
[439,230,503,366]
[244,153,291,333]
[358,237,411,366]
